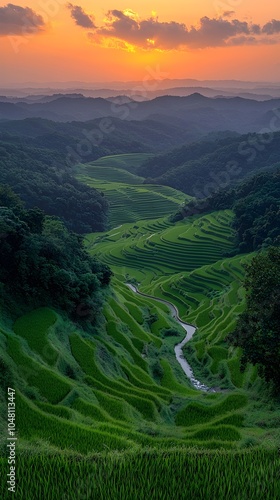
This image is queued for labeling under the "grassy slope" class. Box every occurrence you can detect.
[76,154,187,227]
[1,153,280,498]
[86,153,155,173]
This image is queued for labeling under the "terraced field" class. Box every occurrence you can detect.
[86,210,236,284]
[78,160,267,399]
[2,154,280,497]
[85,153,154,173]
[0,289,266,457]
[76,155,187,227]
[3,271,278,465]
[85,207,258,392]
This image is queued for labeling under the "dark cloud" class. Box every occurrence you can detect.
[263,19,280,35]
[223,11,235,18]
[0,3,45,35]
[222,35,278,47]
[228,36,258,46]
[68,8,280,51]
[186,17,251,48]
[67,4,95,29]
[251,24,261,35]
[96,12,266,50]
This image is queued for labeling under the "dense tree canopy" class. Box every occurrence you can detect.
[0,187,112,322]
[228,247,280,390]
[232,171,280,252]
[0,139,108,233]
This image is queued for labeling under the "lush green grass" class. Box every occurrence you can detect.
[85,208,257,391]
[81,179,187,227]
[176,394,248,427]
[16,392,134,453]
[1,449,279,500]
[5,335,71,404]
[1,276,265,458]
[13,308,57,364]
[2,205,278,459]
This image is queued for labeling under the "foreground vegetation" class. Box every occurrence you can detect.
[1,449,279,500]
[1,153,279,498]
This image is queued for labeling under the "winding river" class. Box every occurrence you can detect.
[126,283,215,392]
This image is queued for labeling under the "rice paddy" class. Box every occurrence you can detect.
[76,154,187,227]
[1,153,279,498]
[1,449,280,500]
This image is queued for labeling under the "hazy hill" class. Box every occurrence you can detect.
[0,94,280,136]
[0,116,200,159]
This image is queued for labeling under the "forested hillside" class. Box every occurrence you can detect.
[0,116,197,160]
[140,131,280,197]
[0,139,108,233]
[0,185,111,321]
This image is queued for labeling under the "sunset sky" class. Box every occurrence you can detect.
[1,0,280,84]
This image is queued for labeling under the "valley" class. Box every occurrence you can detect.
[0,153,279,498]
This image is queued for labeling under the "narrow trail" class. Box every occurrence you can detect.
[126,283,217,392]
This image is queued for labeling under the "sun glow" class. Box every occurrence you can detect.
[123,9,138,20]
[1,1,280,83]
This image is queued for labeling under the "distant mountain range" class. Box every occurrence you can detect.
[1,88,278,101]
[0,94,280,137]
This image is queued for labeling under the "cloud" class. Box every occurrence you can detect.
[251,24,261,35]
[263,19,280,35]
[0,3,45,35]
[185,17,252,48]
[67,4,95,29]
[223,11,235,18]
[68,8,280,51]
[228,36,257,46]
[93,12,253,50]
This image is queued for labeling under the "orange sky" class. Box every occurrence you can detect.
[1,0,280,84]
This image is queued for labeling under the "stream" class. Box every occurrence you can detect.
[126,283,215,392]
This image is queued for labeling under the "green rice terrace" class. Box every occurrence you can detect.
[1,154,279,498]
[75,154,187,227]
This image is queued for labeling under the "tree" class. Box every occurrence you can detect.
[229,247,280,389]
[0,184,23,209]
[0,188,112,323]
